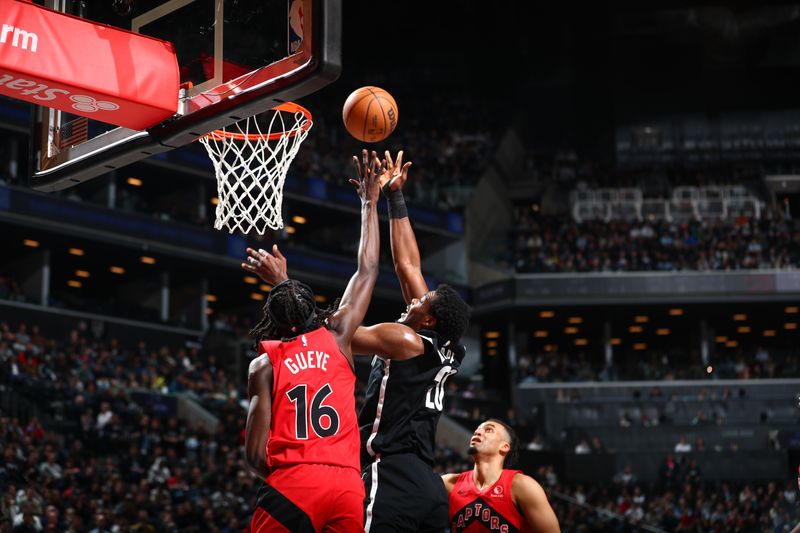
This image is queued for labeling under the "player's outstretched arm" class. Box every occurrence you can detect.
[512,474,561,533]
[245,354,273,479]
[326,150,382,357]
[381,150,429,304]
[351,322,424,360]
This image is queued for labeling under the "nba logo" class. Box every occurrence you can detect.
[288,0,304,54]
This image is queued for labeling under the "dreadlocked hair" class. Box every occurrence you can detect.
[429,284,471,343]
[249,279,339,342]
[486,418,519,467]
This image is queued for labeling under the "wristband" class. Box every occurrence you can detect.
[383,184,408,219]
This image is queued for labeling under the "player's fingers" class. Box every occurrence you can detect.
[349,178,360,188]
[401,161,412,178]
[241,262,255,272]
[384,150,394,170]
[395,150,404,169]
[272,244,285,261]
[352,155,362,178]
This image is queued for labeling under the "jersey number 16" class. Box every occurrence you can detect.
[286,383,340,439]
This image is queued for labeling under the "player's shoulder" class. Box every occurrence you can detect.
[510,471,546,500]
[248,352,273,375]
[441,471,469,494]
[418,330,465,360]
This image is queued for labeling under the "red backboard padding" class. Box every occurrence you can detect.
[0,0,178,130]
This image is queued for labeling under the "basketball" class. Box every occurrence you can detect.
[342,86,399,143]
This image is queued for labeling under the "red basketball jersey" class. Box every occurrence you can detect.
[449,469,533,533]
[259,327,360,473]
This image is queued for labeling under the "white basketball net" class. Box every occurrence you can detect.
[199,104,312,234]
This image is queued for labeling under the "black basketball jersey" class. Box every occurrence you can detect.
[358,329,466,466]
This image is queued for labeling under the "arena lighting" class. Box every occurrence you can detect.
[285,226,297,234]
[314,294,327,303]
[210,197,219,205]
[564,327,578,334]
[484,331,501,339]
[534,330,548,338]
[737,326,751,333]
[706,366,713,374]
[206,308,213,315]
[292,215,307,224]
[763,330,776,337]
[109,266,125,274]
[786,306,799,314]
[633,343,647,350]
[715,336,727,343]
[656,328,670,336]
[243,276,258,284]
[75,270,90,278]
[634,315,649,323]
[668,308,684,316]
[205,294,218,302]
[733,314,747,321]
[574,338,588,346]
[725,340,738,348]
[23,239,39,248]
[126,177,143,186]
[610,338,622,345]
[567,317,583,324]
[260,284,272,292]
[628,325,643,333]
[539,310,555,318]
[140,256,156,265]
[68,247,84,256]
[785,323,798,330]
[486,340,498,348]
[67,280,82,288]
[250,292,265,301]
[544,344,558,352]
[487,349,497,356]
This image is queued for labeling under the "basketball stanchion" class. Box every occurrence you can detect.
[199,102,313,234]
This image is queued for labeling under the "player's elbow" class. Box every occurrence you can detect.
[393,260,420,276]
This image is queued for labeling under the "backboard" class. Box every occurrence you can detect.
[30,0,340,191]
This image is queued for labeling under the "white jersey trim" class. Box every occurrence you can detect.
[364,455,381,532]
[365,357,390,457]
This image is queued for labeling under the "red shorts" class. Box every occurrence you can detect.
[250,464,364,533]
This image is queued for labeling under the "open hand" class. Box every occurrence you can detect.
[241,245,289,285]
[349,149,383,204]
[380,150,412,192]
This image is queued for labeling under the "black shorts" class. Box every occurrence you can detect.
[362,453,448,532]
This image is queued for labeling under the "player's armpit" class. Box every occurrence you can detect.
[245,355,273,479]
[512,474,561,533]
[351,323,424,360]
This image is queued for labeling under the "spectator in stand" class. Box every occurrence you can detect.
[674,435,693,453]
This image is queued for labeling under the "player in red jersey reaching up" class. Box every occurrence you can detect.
[243,150,382,533]
[443,419,560,533]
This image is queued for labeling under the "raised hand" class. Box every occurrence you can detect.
[241,245,289,285]
[349,149,383,204]
[380,150,412,192]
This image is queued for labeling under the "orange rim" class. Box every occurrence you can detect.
[203,102,313,142]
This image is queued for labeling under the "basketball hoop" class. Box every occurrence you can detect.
[199,102,312,234]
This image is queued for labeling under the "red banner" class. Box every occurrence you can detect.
[0,0,178,130]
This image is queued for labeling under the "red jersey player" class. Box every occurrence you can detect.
[443,419,560,533]
[243,150,382,532]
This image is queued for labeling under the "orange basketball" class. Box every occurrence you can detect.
[342,86,398,143]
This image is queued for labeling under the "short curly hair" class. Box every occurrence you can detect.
[428,284,470,343]
[486,418,519,467]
